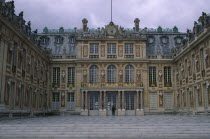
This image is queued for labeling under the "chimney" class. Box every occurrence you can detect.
[134,18,140,32]
[82,18,88,32]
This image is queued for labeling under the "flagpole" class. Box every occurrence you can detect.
[111,0,112,22]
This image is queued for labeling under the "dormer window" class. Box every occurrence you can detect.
[42,38,46,44]
[55,36,63,44]
[56,38,61,44]
[40,36,49,45]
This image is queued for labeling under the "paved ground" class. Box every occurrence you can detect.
[0,115,210,139]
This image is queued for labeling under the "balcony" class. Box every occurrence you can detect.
[81,82,143,88]
[67,83,75,88]
[164,82,172,87]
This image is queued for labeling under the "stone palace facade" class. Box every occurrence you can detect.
[0,0,210,116]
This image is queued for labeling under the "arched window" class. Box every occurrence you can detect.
[89,65,99,83]
[125,65,134,83]
[107,65,116,83]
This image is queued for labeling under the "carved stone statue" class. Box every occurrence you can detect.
[193,21,198,35]
[137,71,141,81]
[204,51,208,67]
[119,70,123,81]
[61,71,65,82]
[101,70,105,82]
[83,70,87,82]
[159,70,162,82]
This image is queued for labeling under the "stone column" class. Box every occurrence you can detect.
[122,91,125,110]
[81,91,84,110]
[137,90,139,110]
[140,90,144,110]
[85,91,88,110]
[187,89,190,110]
[99,91,102,110]
[103,91,106,110]
[118,91,121,110]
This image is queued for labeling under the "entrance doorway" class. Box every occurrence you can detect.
[89,93,99,116]
[125,92,135,115]
[107,93,117,116]
[67,93,74,111]
[52,92,60,111]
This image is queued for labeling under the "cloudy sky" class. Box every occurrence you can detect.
[11,0,210,32]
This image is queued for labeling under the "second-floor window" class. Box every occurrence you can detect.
[68,67,75,85]
[107,65,116,83]
[89,65,98,83]
[90,43,99,54]
[164,67,172,87]
[125,65,134,83]
[200,48,205,71]
[192,54,195,73]
[125,43,134,54]
[107,43,116,54]
[53,67,60,84]
[149,67,156,86]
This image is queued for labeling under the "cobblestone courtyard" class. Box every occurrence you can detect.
[0,115,210,139]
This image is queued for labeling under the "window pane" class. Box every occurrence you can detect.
[125,43,134,54]
[107,43,116,54]
[68,67,75,84]
[107,65,116,83]
[89,65,98,83]
[90,43,99,54]
[125,65,134,83]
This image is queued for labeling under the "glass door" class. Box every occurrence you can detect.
[67,93,74,110]
[52,93,60,110]
[107,93,117,116]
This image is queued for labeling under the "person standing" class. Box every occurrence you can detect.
[112,105,116,116]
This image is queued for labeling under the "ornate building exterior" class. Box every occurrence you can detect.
[0,0,210,116]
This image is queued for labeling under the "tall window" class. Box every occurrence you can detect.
[68,67,75,85]
[185,60,188,77]
[22,48,26,71]
[149,67,156,86]
[192,54,195,73]
[12,43,17,66]
[200,48,205,70]
[90,43,99,54]
[89,65,98,83]
[125,43,134,54]
[53,67,60,84]
[107,43,116,54]
[179,63,182,80]
[107,65,116,83]
[125,65,134,83]
[164,67,172,87]
[30,56,34,75]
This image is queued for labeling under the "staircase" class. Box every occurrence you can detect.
[0,115,210,139]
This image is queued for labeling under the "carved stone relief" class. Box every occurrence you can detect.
[101,45,105,57]
[118,45,123,57]
[136,45,140,57]
[83,45,88,57]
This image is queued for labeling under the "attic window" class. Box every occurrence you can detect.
[55,37,63,44]
[56,38,60,43]
[42,38,46,44]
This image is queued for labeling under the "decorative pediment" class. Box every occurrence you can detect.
[77,22,146,40]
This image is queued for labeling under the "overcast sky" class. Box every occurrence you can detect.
[10,0,210,32]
